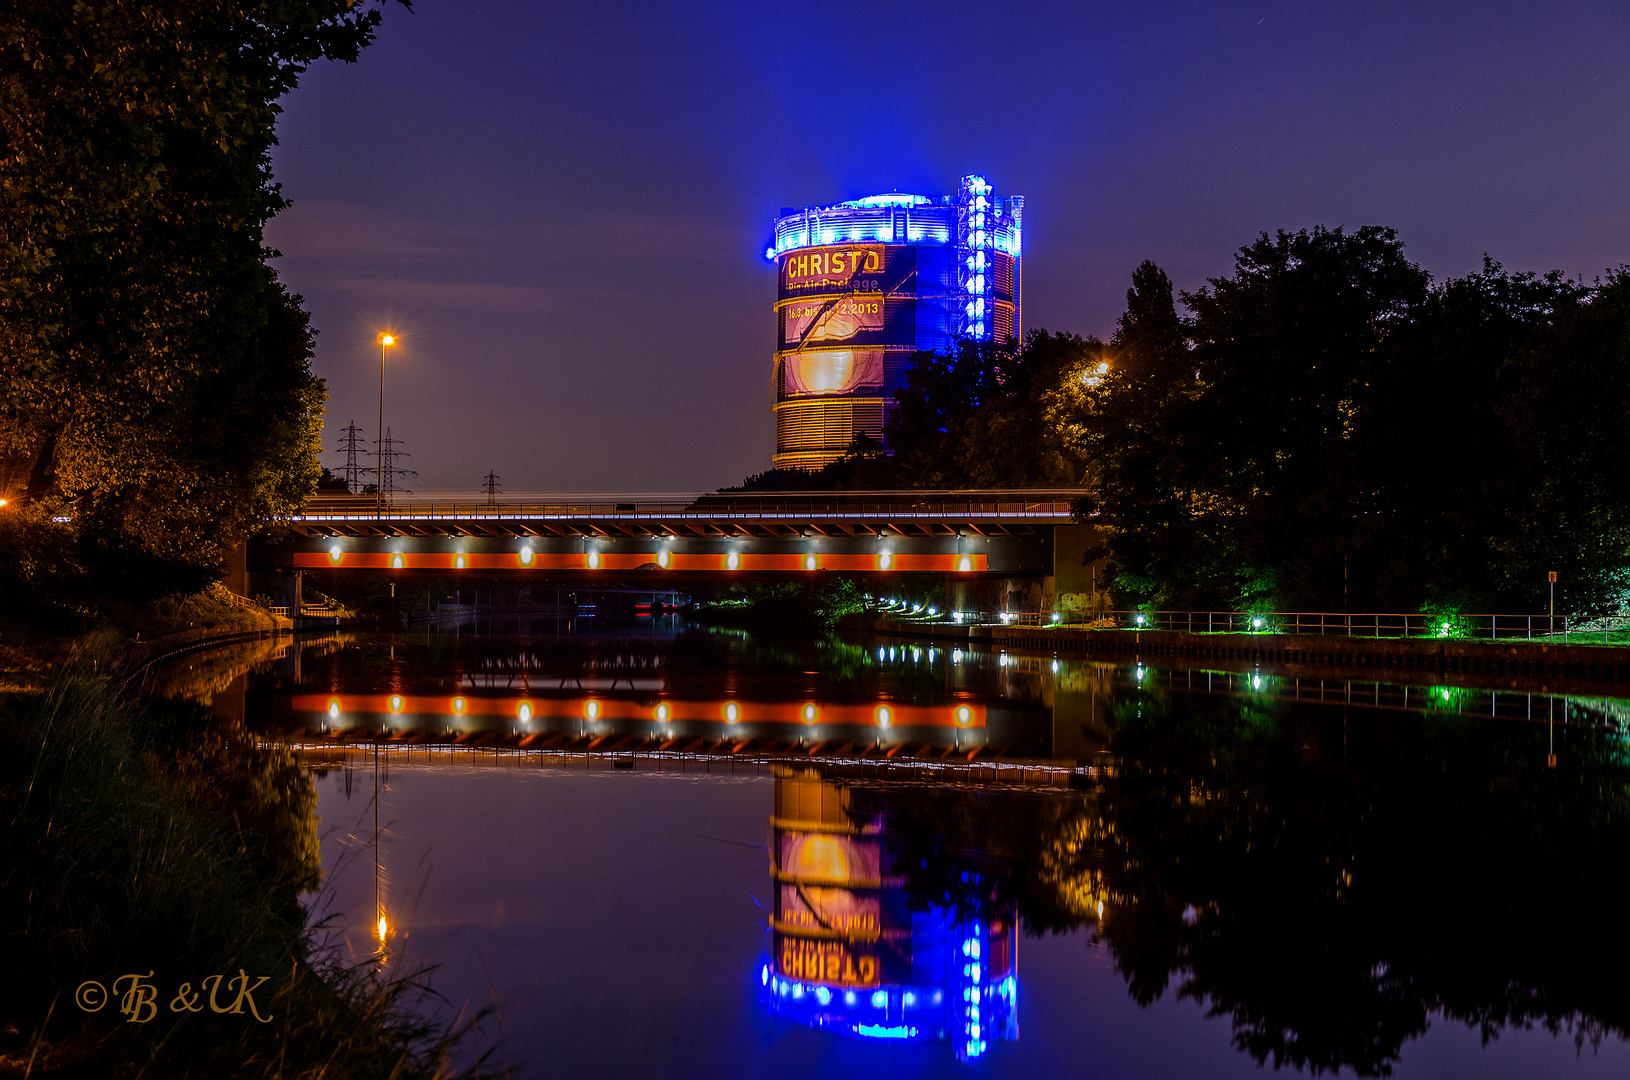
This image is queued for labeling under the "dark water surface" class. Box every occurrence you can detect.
[173,620,1630,1077]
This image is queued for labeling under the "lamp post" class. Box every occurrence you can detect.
[376,333,395,518]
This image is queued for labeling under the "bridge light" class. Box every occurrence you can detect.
[518,702,532,721]
[805,554,817,571]
[878,551,892,571]
[655,702,670,722]
[585,700,600,720]
[329,545,342,562]
[957,705,972,726]
[520,546,533,565]
[453,697,466,714]
[390,695,404,713]
[455,554,466,569]
[657,550,670,569]
[328,700,341,718]
[726,552,740,570]
[876,705,892,727]
[725,702,740,722]
[587,551,600,569]
[958,555,972,572]
[392,554,404,569]
[803,703,817,723]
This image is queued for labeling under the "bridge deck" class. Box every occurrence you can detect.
[292,490,1086,538]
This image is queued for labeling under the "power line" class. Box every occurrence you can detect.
[365,427,418,503]
[333,420,369,494]
[482,471,502,505]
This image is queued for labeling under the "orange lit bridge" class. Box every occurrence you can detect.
[266,489,1091,580]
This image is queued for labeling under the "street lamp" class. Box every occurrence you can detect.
[377,333,396,518]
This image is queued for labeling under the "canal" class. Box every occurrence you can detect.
[160,618,1630,1078]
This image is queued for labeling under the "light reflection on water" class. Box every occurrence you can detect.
[161,622,1630,1077]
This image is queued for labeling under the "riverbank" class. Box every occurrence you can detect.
[874,618,1630,695]
[0,587,290,694]
[0,608,494,1077]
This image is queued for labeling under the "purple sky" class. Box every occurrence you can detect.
[266,0,1630,493]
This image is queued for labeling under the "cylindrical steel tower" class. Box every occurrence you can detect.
[766,175,1023,471]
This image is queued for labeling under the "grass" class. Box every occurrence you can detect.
[0,663,498,1078]
[0,587,277,694]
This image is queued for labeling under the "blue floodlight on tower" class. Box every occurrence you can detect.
[766,176,1024,470]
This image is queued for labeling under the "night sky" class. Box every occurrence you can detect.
[265,0,1630,494]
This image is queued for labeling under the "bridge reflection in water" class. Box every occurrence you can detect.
[764,766,1017,1060]
[155,626,1630,1074]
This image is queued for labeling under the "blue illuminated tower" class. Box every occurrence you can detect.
[766,175,1024,470]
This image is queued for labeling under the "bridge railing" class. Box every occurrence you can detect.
[976,609,1627,644]
[297,492,1083,521]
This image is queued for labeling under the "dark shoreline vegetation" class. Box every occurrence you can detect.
[0,661,495,1078]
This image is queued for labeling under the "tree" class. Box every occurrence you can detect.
[1082,229,1432,610]
[1492,269,1630,611]
[0,0,399,603]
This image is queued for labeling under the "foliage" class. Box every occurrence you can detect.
[692,576,873,632]
[0,668,494,1077]
[1078,228,1629,613]
[0,0,401,606]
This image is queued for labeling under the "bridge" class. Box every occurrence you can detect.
[259,489,1094,578]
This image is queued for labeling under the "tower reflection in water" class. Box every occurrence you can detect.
[762,766,1017,1060]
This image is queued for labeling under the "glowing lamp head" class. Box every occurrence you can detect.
[655,702,670,722]
[958,554,972,570]
[518,702,532,722]
[377,915,388,940]
[657,550,670,568]
[455,554,466,569]
[392,554,404,569]
[725,702,740,722]
[956,705,972,726]
[328,700,340,718]
[329,545,342,562]
[876,706,892,728]
[380,334,395,347]
[805,554,817,571]
[520,547,533,565]
[453,696,466,714]
[587,551,600,569]
[726,551,740,570]
[878,551,892,571]
[390,695,403,713]
[585,700,600,720]
[803,703,817,723]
